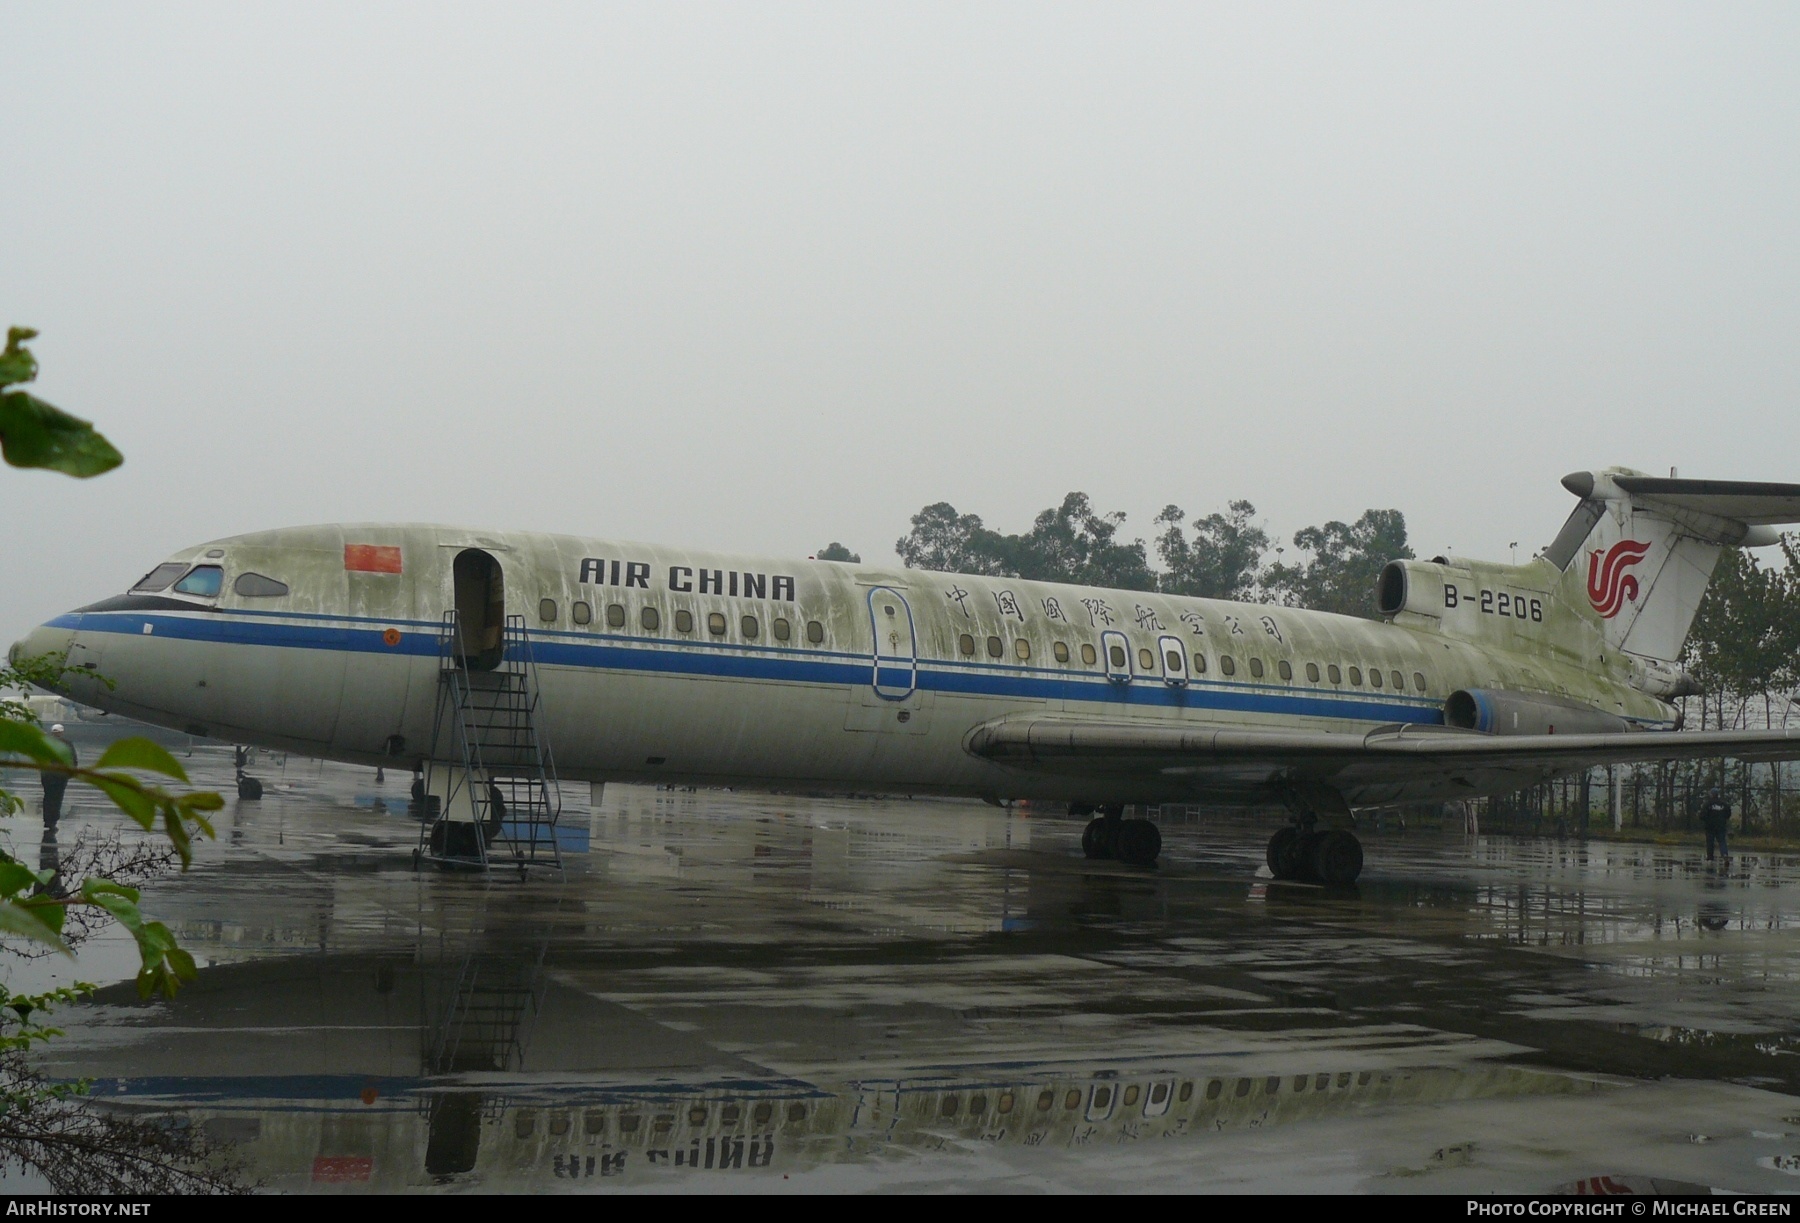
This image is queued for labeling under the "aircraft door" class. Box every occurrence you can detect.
[1101,629,1131,685]
[1158,635,1189,688]
[452,550,505,671]
[866,586,917,700]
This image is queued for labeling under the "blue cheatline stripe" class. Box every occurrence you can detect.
[55,608,1444,726]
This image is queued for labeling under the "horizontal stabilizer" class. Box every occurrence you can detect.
[1569,472,1800,526]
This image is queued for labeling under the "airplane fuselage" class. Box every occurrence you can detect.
[20,523,1676,809]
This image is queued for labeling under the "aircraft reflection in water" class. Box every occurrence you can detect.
[70,954,1591,1191]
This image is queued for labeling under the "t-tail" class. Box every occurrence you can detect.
[1377,467,1800,699]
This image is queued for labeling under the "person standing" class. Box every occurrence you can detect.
[40,723,75,826]
[1699,787,1732,864]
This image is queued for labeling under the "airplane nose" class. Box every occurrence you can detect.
[11,622,76,673]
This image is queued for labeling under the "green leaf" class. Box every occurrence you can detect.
[0,390,123,478]
[0,861,53,900]
[0,328,37,389]
[0,720,72,766]
[79,878,141,905]
[16,897,67,938]
[0,900,71,955]
[160,806,191,864]
[86,775,156,828]
[94,737,189,782]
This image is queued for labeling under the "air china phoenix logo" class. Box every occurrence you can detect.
[1586,539,1652,618]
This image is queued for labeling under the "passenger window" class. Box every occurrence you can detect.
[1220,656,1236,676]
[232,572,288,597]
[806,620,824,644]
[741,615,759,639]
[1081,643,1098,666]
[708,612,727,635]
[172,566,223,597]
[539,598,558,623]
[606,603,626,628]
[1328,664,1342,684]
[1369,668,1382,689]
[1164,649,1183,673]
[986,636,1003,659]
[1192,652,1207,674]
[572,600,592,625]
[1278,660,1293,681]
[1249,658,1264,678]
[131,562,190,593]
[675,609,695,634]
[1015,639,1031,661]
[1413,671,1426,691]
[1348,666,1363,686]
[959,634,975,657]
[1108,644,1127,668]
[772,617,790,641]
[1053,641,1070,663]
[1391,670,1404,691]
[1306,662,1320,682]
[1138,647,1155,670]
[641,606,660,631]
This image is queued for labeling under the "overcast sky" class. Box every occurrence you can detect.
[6,3,1799,634]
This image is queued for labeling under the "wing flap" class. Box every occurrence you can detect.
[966,715,1800,797]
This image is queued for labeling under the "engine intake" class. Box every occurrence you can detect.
[1444,688,1630,736]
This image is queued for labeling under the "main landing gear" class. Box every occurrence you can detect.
[1266,824,1362,886]
[1076,804,1162,867]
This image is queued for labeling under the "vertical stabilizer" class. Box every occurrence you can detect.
[1544,468,1794,664]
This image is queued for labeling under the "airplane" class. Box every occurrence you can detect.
[16,466,1800,884]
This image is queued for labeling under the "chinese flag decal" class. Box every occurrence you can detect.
[345,544,402,574]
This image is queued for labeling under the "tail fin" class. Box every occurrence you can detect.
[1544,468,1800,663]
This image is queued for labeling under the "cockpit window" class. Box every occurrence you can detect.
[233,572,289,598]
[172,566,224,597]
[131,562,190,593]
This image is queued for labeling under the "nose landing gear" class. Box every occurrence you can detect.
[1076,804,1162,867]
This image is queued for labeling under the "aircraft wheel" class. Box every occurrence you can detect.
[1117,820,1162,867]
[1312,829,1363,887]
[1081,817,1116,860]
[237,776,263,800]
[1267,826,1305,879]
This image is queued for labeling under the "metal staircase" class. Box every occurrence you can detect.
[418,611,563,872]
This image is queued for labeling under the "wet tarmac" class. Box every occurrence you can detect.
[9,725,1800,1194]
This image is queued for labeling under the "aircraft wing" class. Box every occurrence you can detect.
[964,716,1800,803]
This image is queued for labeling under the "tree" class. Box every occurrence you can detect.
[897,493,1158,590]
[1262,509,1413,618]
[1155,500,1270,600]
[815,542,861,563]
[0,327,236,1192]
[1007,493,1158,591]
[895,503,1012,575]
[1684,545,1800,727]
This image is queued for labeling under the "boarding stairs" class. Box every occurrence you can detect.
[417,612,563,873]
